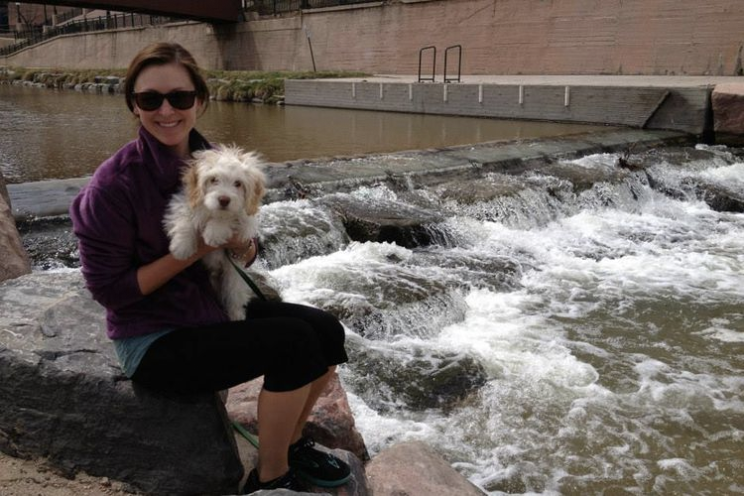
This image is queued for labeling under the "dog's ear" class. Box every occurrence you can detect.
[184,164,203,209]
[244,166,266,216]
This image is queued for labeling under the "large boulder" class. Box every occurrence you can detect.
[0,271,243,495]
[0,269,370,495]
[366,441,486,496]
[0,172,31,282]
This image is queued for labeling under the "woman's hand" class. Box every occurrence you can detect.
[210,234,258,267]
[193,234,256,262]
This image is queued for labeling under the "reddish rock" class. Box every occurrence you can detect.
[366,441,486,496]
[713,83,744,136]
[226,372,368,461]
[0,174,31,282]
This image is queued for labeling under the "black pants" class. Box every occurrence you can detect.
[131,300,348,394]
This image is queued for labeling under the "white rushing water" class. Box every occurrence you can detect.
[261,145,744,495]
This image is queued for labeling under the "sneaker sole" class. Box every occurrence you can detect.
[295,470,352,488]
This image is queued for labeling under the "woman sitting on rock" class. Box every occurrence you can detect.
[69,41,350,493]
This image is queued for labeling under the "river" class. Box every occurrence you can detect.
[0,83,608,184]
[3,83,744,495]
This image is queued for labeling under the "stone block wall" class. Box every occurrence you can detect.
[3,0,744,77]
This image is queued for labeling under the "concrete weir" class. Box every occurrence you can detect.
[8,128,691,221]
[285,75,744,136]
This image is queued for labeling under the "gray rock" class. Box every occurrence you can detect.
[645,164,744,212]
[318,193,451,248]
[0,271,244,495]
[695,182,744,212]
[344,337,488,412]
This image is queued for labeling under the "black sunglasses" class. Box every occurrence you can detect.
[132,90,198,111]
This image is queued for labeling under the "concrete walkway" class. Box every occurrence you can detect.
[316,74,743,87]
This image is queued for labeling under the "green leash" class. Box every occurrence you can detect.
[232,420,261,449]
[225,250,267,301]
[225,247,264,450]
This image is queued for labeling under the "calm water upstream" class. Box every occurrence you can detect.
[3,84,744,495]
[0,84,609,184]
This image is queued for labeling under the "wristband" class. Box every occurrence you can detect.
[230,237,258,267]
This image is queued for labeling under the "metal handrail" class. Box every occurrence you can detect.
[444,44,462,83]
[418,46,436,83]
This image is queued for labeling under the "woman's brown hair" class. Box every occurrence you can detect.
[124,42,209,114]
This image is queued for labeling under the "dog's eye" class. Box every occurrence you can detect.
[234,180,243,188]
[209,177,219,184]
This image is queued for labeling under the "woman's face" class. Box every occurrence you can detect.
[132,62,203,159]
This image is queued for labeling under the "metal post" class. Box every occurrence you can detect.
[305,27,317,72]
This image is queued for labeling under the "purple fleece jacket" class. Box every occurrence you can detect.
[70,127,228,340]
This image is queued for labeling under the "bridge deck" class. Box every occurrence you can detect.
[27,0,242,23]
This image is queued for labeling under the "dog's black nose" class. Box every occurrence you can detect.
[218,196,231,208]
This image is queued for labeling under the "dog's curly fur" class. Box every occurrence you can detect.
[164,145,266,320]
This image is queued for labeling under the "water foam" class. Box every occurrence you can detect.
[267,147,744,494]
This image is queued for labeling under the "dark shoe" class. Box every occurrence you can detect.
[288,436,352,487]
[242,467,308,494]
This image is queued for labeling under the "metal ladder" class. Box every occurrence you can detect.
[418,46,436,82]
[417,45,463,83]
[444,45,462,83]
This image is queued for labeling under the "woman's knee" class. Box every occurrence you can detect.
[271,320,323,358]
[263,322,327,391]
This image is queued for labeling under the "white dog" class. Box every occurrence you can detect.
[164,145,266,320]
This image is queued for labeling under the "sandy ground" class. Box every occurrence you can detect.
[0,450,140,496]
[0,435,255,496]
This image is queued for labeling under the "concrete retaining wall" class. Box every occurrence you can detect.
[285,79,712,134]
[3,0,744,76]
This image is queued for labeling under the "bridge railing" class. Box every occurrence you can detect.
[0,13,177,57]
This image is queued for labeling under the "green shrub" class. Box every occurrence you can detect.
[1,67,368,104]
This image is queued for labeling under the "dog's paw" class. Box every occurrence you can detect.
[203,224,232,247]
[170,238,197,260]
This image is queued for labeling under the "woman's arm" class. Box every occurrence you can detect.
[136,241,214,296]
[136,236,258,295]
